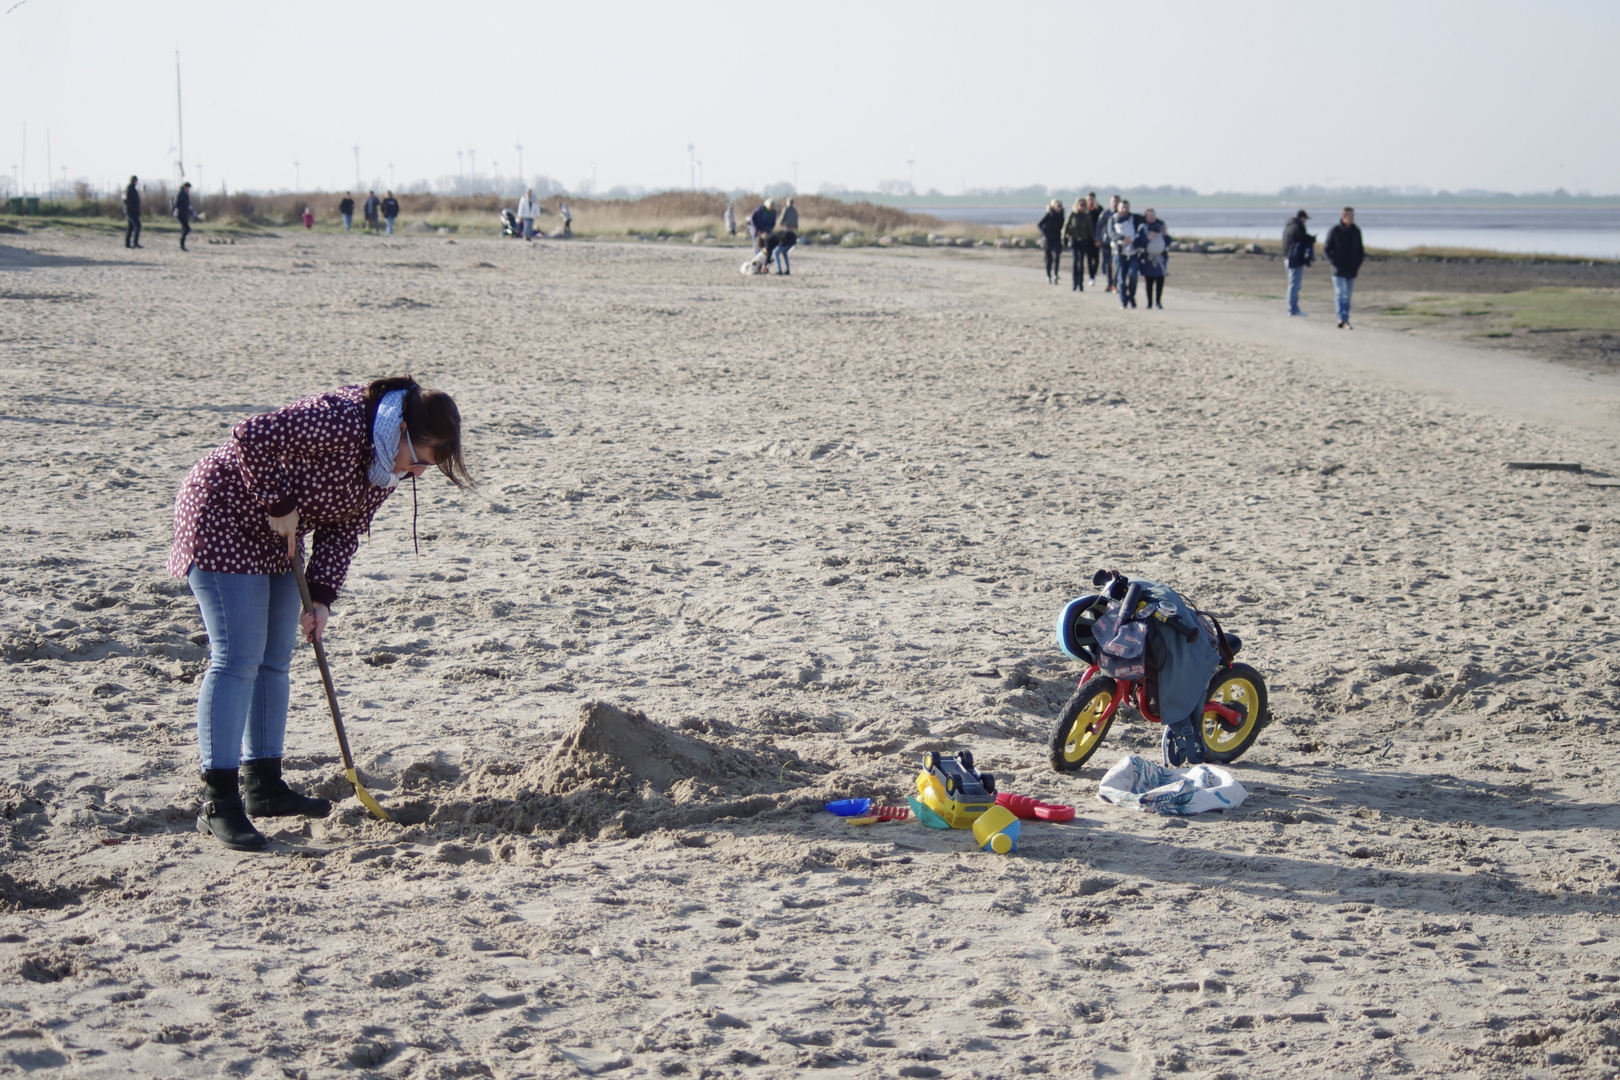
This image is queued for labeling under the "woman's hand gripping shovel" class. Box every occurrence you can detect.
[291,552,392,822]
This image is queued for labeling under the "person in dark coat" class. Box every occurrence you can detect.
[1135,209,1172,309]
[174,182,193,251]
[747,199,777,254]
[1282,209,1315,316]
[363,191,380,231]
[1100,194,1122,291]
[381,191,399,235]
[1323,207,1365,328]
[1037,199,1065,284]
[122,175,142,248]
[339,193,356,232]
[1062,197,1090,292]
[166,377,474,850]
[1082,192,1103,285]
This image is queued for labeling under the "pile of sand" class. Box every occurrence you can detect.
[398,701,824,841]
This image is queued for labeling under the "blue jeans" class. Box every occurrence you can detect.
[1114,252,1139,307]
[385,216,395,235]
[1333,275,1354,322]
[1287,266,1305,314]
[342,212,353,231]
[774,244,791,274]
[188,568,302,770]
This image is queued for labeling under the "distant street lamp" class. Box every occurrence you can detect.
[696,161,703,190]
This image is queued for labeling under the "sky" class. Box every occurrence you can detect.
[3,0,1617,198]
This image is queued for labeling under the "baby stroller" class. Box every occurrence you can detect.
[500,208,523,238]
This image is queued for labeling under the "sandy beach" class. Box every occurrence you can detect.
[2,229,1618,1079]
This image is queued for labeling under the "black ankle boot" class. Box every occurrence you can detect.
[197,769,267,851]
[243,758,332,819]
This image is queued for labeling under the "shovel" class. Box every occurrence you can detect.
[290,552,392,822]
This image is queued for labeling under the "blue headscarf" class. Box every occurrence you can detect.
[368,389,408,488]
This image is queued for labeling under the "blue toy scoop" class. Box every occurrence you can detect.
[825,798,873,817]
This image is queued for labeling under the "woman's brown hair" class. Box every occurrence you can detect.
[364,375,476,489]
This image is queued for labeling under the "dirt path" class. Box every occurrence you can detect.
[1,231,1617,1079]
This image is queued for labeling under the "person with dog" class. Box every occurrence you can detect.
[1037,199,1065,285]
[122,175,142,248]
[1283,209,1315,316]
[1323,207,1365,328]
[167,377,474,851]
[1062,197,1090,292]
[774,198,799,274]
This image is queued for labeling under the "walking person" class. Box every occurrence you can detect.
[559,201,572,237]
[1082,191,1103,285]
[1101,194,1122,292]
[167,376,474,851]
[1106,198,1144,308]
[122,175,142,248]
[1037,199,1065,285]
[339,192,355,232]
[1062,197,1090,291]
[302,206,314,229]
[517,187,540,240]
[1283,209,1315,316]
[1323,206,1364,328]
[174,181,194,251]
[381,191,399,235]
[1136,208,1172,309]
[724,201,736,237]
[363,190,380,232]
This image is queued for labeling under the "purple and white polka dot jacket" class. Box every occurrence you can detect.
[166,385,393,607]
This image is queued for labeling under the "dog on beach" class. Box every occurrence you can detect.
[741,249,771,275]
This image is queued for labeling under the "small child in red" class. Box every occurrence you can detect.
[302,207,314,229]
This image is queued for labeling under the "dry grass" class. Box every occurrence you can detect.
[40,188,1008,243]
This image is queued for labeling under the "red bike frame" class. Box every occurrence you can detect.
[1074,663,1245,730]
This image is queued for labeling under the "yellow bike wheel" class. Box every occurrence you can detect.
[1050,677,1118,772]
[1201,663,1269,763]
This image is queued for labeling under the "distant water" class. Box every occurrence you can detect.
[916,205,1620,259]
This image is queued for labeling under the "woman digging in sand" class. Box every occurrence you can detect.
[167,376,474,851]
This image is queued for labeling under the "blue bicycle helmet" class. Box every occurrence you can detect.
[1055,593,1106,663]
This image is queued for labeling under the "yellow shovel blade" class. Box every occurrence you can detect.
[346,767,392,822]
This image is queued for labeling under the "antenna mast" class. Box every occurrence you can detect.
[175,52,186,181]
